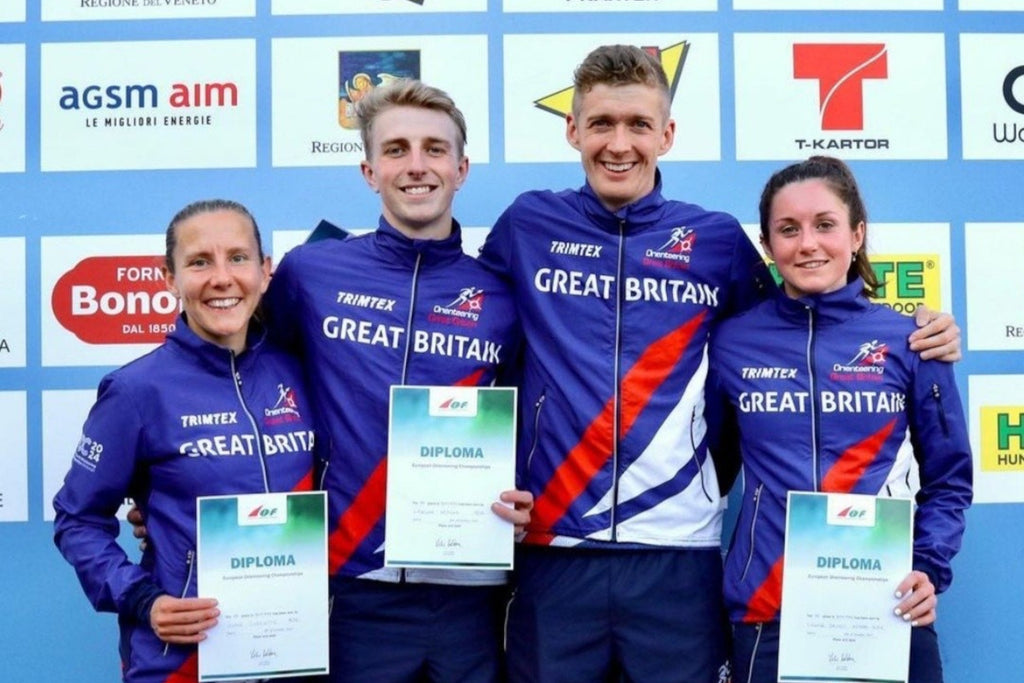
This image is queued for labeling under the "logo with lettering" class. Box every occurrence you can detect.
[58,78,239,130]
[847,339,890,367]
[644,226,697,271]
[72,433,104,472]
[265,383,302,425]
[871,254,941,316]
[828,340,890,382]
[793,43,888,131]
[428,387,478,417]
[533,41,690,119]
[993,65,1024,146]
[51,256,177,345]
[238,493,290,526]
[826,493,876,527]
[428,286,485,328]
[338,50,420,129]
[980,406,1024,471]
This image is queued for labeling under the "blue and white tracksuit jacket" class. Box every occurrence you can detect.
[264,218,519,586]
[53,317,316,683]
[477,174,770,549]
[707,278,973,625]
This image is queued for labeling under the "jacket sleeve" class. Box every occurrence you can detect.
[477,204,516,283]
[53,374,158,616]
[706,344,742,497]
[908,359,973,593]
[724,220,773,319]
[264,248,304,353]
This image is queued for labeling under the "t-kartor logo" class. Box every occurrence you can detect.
[793,43,888,131]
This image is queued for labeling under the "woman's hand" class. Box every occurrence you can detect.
[150,595,220,644]
[893,570,937,627]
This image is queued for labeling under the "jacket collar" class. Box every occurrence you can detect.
[165,313,267,374]
[577,169,668,233]
[372,216,465,267]
[773,276,873,326]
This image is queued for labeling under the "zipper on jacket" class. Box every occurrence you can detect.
[745,622,763,683]
[610,219,627,540]
[231,352,270,493]
[690,407,712,502]
[739,484,764,582]
[162,550,196,656]
[399,253,423,384]
[525,392,547,475]
[805,308,821,492]
[931,383,950,437]
[397,253,422,582]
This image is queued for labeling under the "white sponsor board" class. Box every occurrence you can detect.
[965,223,1024,350]
[0,392,28,522]
[42,0,254,21]
[504,0,714,11]
[0,2,25,22]
[41,40,256,171]
[41,234,169,367]
[969,375,1024,504]
[0,238,26,368]
[42,390,131,523]
[735,33,948,160]
[0,44,26,173]
[273,0,485,13]
[960,34,1024,160]
[272,35,489,167]
[734,0,939,8]
[503,33,720,163]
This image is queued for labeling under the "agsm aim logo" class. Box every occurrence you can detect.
[58,81,238,110]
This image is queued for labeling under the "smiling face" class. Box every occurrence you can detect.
[762,178,865,299]
[566,82,675,213]
[360,105,468,240]
[163,208,271,353]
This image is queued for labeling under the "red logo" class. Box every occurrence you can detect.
[51,255,177,344]
[793,43,888,130]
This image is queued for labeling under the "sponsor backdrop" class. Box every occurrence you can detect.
[0,1,1021,681]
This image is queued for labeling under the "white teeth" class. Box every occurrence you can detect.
[404,186,431,195]
[604,162,634,172]
[208,298,240,309]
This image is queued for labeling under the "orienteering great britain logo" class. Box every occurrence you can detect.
[428,286,485,328]
[643,225,697,271]
[830,339,889,382]
[265,383,302,425]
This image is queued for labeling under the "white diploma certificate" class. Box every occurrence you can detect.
[385,385,517,570]
[196,490,328,681]
[778,491,913,683]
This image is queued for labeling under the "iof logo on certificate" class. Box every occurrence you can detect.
[779,491,913,683]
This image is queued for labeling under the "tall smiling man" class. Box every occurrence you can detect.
[478,44,960,683]
[265,80,531,683]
